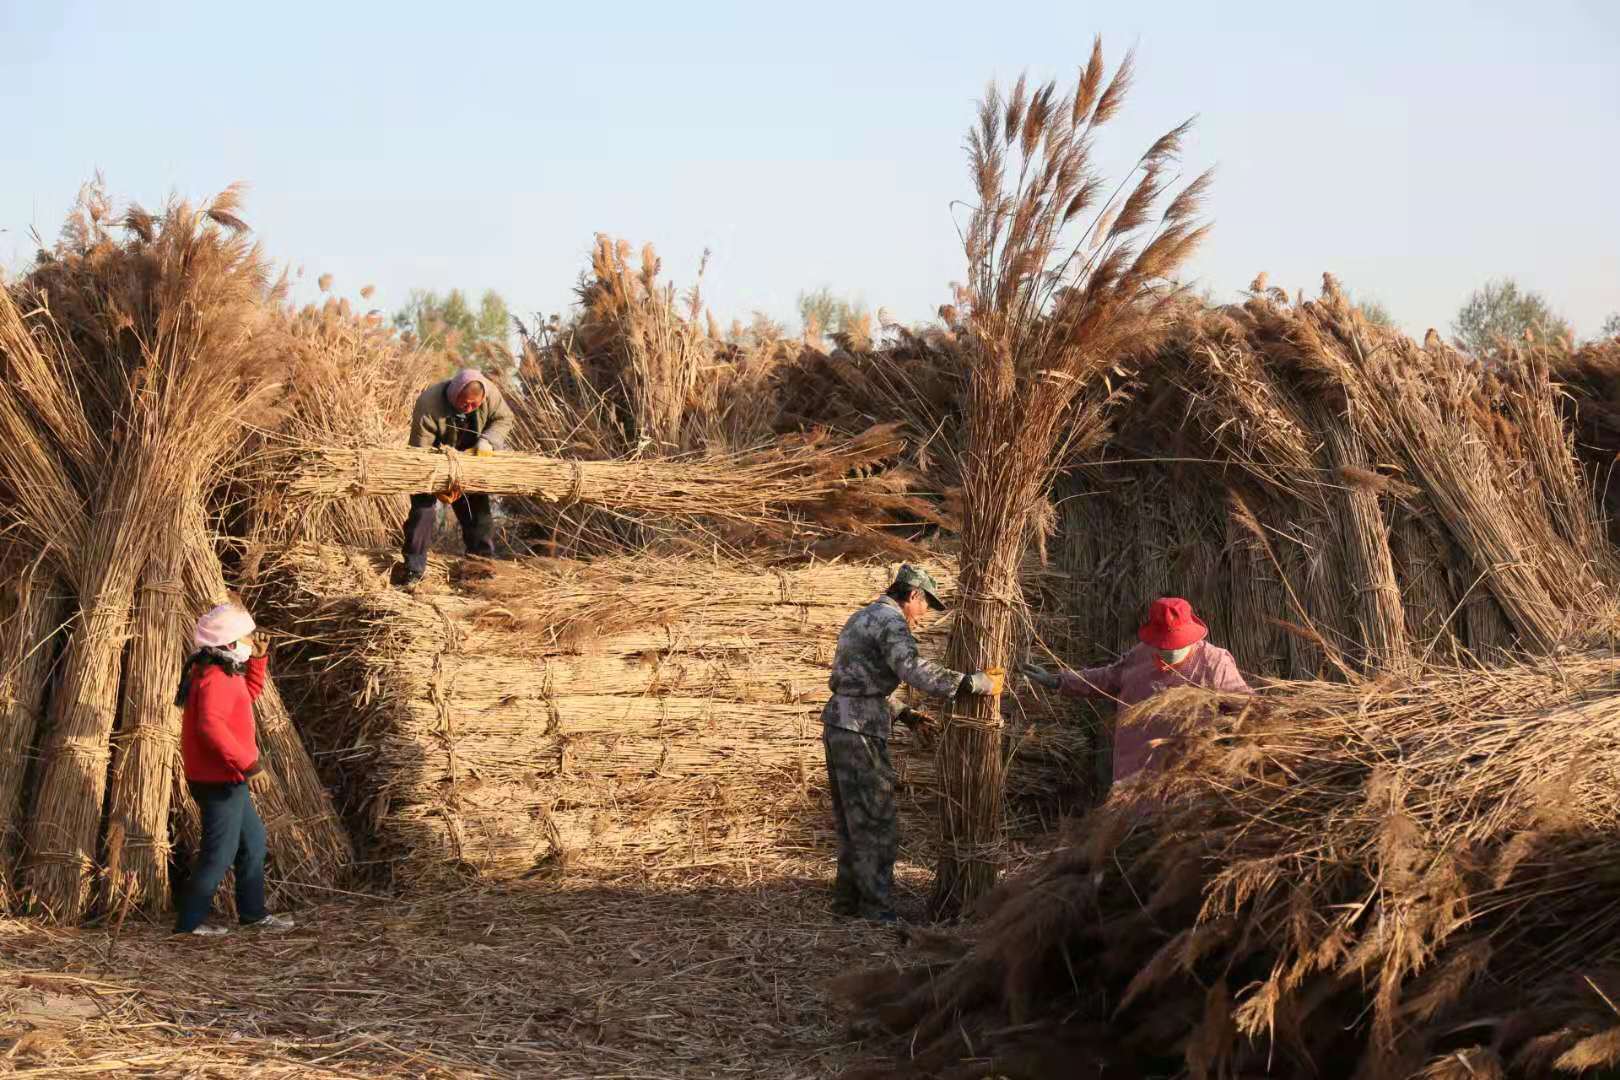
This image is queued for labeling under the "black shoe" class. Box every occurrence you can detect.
[830,896,859,917]
[400,572,423,594]
[860,909,900,926]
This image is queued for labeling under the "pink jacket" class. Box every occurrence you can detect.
[1059,642,1252,782]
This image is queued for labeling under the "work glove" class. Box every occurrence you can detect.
[436,482,464,505]
[963,668,1005,696]
[475,439,495,457]
[250,633,271,659]
[1020,663,1060,691]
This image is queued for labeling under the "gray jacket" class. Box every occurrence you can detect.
[819,596,967,739]
[408,378,514,452]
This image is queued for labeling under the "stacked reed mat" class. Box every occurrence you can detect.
[837,652,1620,1079]
[276,545,1091,888]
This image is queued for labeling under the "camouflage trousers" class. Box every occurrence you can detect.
[823,726,898,916]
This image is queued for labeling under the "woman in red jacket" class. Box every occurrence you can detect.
[173,602,295,936]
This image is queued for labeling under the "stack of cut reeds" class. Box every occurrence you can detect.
[1055,277,1618,688]
[1548,336,1620,544]
[838,651,1620,1079]
[274,545,1088,886]
[0,187,349,922]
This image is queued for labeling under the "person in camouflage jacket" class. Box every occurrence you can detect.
[821,564,998,923]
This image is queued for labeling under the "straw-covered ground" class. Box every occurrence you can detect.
[0,854,1001,1078]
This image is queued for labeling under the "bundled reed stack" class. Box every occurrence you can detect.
[275,547,1089,886]
[840,654,1620,1079]
[507,239,973,560]
[0,187,348,921]
[931,40,1212,912]
[1056,280,1617,683]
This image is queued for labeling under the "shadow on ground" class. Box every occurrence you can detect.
[0,867,925,1079]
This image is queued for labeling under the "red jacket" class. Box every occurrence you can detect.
[180,655,267,783]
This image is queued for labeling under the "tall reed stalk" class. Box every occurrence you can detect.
[933,40,1211,912]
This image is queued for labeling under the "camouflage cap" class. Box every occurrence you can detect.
[893,564,946,611]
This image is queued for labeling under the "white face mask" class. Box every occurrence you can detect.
[1157,645,1194,665]
[227,642,253,664]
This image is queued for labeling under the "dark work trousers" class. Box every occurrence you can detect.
[402,492,495,576]
[823,726,898,916]
[174,781,268,932]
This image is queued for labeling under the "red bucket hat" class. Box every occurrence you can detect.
[1138,597,1208,650]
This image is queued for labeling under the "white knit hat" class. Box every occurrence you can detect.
[194,603,255,649]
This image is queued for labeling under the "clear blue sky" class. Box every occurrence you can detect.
[3,1,1617,338]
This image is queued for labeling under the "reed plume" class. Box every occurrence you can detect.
[933,39,1210,913]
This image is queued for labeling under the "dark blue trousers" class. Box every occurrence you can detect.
[174,781,268,932]
[402,492,495,576]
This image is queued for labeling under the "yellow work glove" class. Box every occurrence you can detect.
[985,666,1006,695]
[474,440,495,457]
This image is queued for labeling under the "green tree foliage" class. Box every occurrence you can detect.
[796,286,866,338]
[1599,312,1620,341]
[393,288,512,371]
[1451,278,1572,354]
[1357,299,1396,328]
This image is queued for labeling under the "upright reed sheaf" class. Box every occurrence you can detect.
[935,38,1213,912]
[0,186,348,921]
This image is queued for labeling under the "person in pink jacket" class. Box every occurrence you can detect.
[1023,597,1252,786]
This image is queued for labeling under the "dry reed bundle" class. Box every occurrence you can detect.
[284,422,944,559]
[8,187,285,921]
[839,653,1620,1079]
[1054,278,1616,686]
[0,559,66,907]
[1549,337,1620,541]
[503,234,978,562]
[100,544,186,914]
[277,545,1087,887]
[934,40,1212,912]
[0,185,348,920]
[576,235,708,450]
[1389,511,1465,661]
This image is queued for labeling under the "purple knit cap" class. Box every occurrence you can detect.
[448,368,487,400]
[194,603,255,649]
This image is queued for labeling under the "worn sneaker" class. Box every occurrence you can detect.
[182,924,229,937]
[244,914,295,932]
[400,574,423,594]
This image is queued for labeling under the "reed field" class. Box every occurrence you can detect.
[3,39,1620,1078]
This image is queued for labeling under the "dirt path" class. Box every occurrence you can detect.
[0,860,931,1078]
